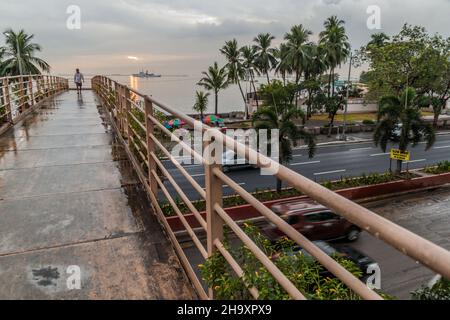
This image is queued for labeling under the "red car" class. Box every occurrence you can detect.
[262,200,361,242]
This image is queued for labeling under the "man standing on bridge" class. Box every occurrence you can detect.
[74,68,84,95]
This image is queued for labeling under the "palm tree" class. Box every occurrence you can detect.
[193,91,210,120]
[274,43,292,86]
[253,80,316,192]
[197,62,229,115]
[374,87,435,173]
[319,16,350,97]
[284,25,313,84]
[240,45,260,108]
[301,44,328,118]
[253,33,278,84]
[367,32,390,48]
[220,39,248,118]
[0,29,50,76]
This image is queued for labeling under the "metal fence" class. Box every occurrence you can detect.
[92,75,450,300]
[0,75,68,127]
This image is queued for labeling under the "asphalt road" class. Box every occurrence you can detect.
[160,133,450,200]
[182,186,450,299]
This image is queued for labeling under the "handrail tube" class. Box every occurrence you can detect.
[149,133,206,199]
[150,152,207,230]
[151,169,208,259]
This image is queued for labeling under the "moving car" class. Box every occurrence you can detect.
[222,150,257,173]
[273,241,378,282]
[262,200,361,242]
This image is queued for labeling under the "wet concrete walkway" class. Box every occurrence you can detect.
[0,91,195,299]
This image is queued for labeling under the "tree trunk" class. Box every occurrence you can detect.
[251,73,259,109]
[307,88,313,119]
[331,68,335,96]
[396,159,403,174]
[327,115,335,137]
[328,69,333,98]
[276,178,282,193]
[237,79,248,119]
[215,91,219,115]
[433,111,439,128]
[266,70,270,85]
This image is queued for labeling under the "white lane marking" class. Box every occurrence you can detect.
[404,159,426,164]
[183,164,202,168]
[191,174,206,178]
[223,183,246,188]
[314,169,347,176]
[349,147,374,151]
[203,183,246,190]
[370,153,390,157]
[434,145,450,149]
[292,154,303,158]
[290,161,321,166]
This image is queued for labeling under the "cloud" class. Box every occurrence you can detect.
[0,0,448,74]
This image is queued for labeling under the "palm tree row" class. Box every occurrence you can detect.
[0,29,50,76]
[195,16,351,120]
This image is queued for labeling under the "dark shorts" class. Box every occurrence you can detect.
[75,82,82,88]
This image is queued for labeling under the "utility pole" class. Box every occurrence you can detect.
[342,50,353,141]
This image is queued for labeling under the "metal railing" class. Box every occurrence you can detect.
[92,75,450,300]
[0,75,69,126]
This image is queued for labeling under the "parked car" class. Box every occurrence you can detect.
[222,150,257,172]
[262,200,361,242]
[272,240,378,282]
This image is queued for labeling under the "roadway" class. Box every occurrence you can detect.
[160,133,450,200]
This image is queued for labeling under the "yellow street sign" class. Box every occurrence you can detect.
[390,149,410,161]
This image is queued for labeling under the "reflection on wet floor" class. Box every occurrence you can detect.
[0,90,194,299]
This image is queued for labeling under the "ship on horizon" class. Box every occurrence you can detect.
[132,70,162,78]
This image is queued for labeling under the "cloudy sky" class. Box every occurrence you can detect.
[0,0,449,76]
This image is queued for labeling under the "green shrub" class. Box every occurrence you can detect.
[199,222,383,300]
[424,161,450,174]
[362,119,375,125]
[160,172,412,216]
[411,278,450,300]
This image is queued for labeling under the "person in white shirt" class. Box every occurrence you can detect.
[74,69,84,94]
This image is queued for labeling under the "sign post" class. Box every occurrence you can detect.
[390,149,410,173]
[390,149,410,161]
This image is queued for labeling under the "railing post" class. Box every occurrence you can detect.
[2,78,12,123]
[28,76,34,106]
[36,76,41,100]
[18,76,26,112]
[144,97,158,196]
[120,85,127,136]
[124,86,132,141]
[204,133,224,299]
[114,82,121,131]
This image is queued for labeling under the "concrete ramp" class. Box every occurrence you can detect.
[0,91,195,299]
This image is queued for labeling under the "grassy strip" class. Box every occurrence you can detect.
[424,161,450,175]
[160,172,415,217]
